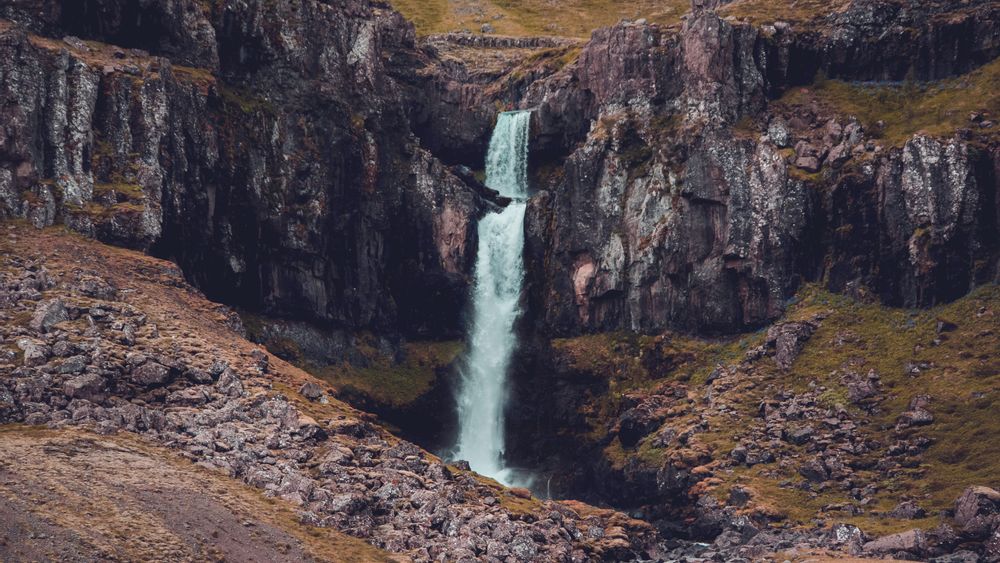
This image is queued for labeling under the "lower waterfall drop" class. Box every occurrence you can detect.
[452,110,532,485]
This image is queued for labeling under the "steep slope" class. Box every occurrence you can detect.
[508,283,1000,560]
[0,223,655,561]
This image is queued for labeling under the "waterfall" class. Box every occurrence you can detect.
[452,110,531,485]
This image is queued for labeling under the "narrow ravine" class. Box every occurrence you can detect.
[452,110,532,485]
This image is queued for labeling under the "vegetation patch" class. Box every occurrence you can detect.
[171,64,216,93]
[776,58,1000,146]
[720,0,853,26]
[312,340,462,408]
[709,284,1000,533]
[220,85,275,115]
[93,182,145,202]
[555,283,998,537]
[389,0,690,37]
[551,330,748,443]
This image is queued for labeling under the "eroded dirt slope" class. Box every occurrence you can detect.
[0,426,395,562]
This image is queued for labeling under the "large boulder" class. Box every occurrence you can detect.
[767,321,818,371]
[29,299,68,333]
[954,486,1000,538]
[131,362,171,387]
[863,529,926,557]
[64,373,106,403]
[16,338,50,367]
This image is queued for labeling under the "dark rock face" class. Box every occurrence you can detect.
[0,0,219,69]
[3,1,998,341]
[768,0,1000,85]
[0,0,493,338]
[518,6,1000,336]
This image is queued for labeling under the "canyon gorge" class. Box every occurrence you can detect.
[0,0,999,561]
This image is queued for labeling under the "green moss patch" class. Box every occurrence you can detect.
[712,284,1000,532]
[219,85,275,115]
[776,58,1000,146]
[93,182,145,202]
[313,340,462,408]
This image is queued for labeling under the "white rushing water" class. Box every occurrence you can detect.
[453,110,531,485]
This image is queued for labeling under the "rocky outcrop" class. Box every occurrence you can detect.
[504,279,1000,560]
[516,4,1000,335]
[0,0,493,338]
[5,0,996,341]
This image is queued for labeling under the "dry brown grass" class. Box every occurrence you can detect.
[719,0,853,25]
[0,426,396,562]
[390,0,690,37]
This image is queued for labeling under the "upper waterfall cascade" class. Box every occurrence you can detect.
[452,110,532,485]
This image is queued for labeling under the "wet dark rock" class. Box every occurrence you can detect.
[618,407,664,448]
